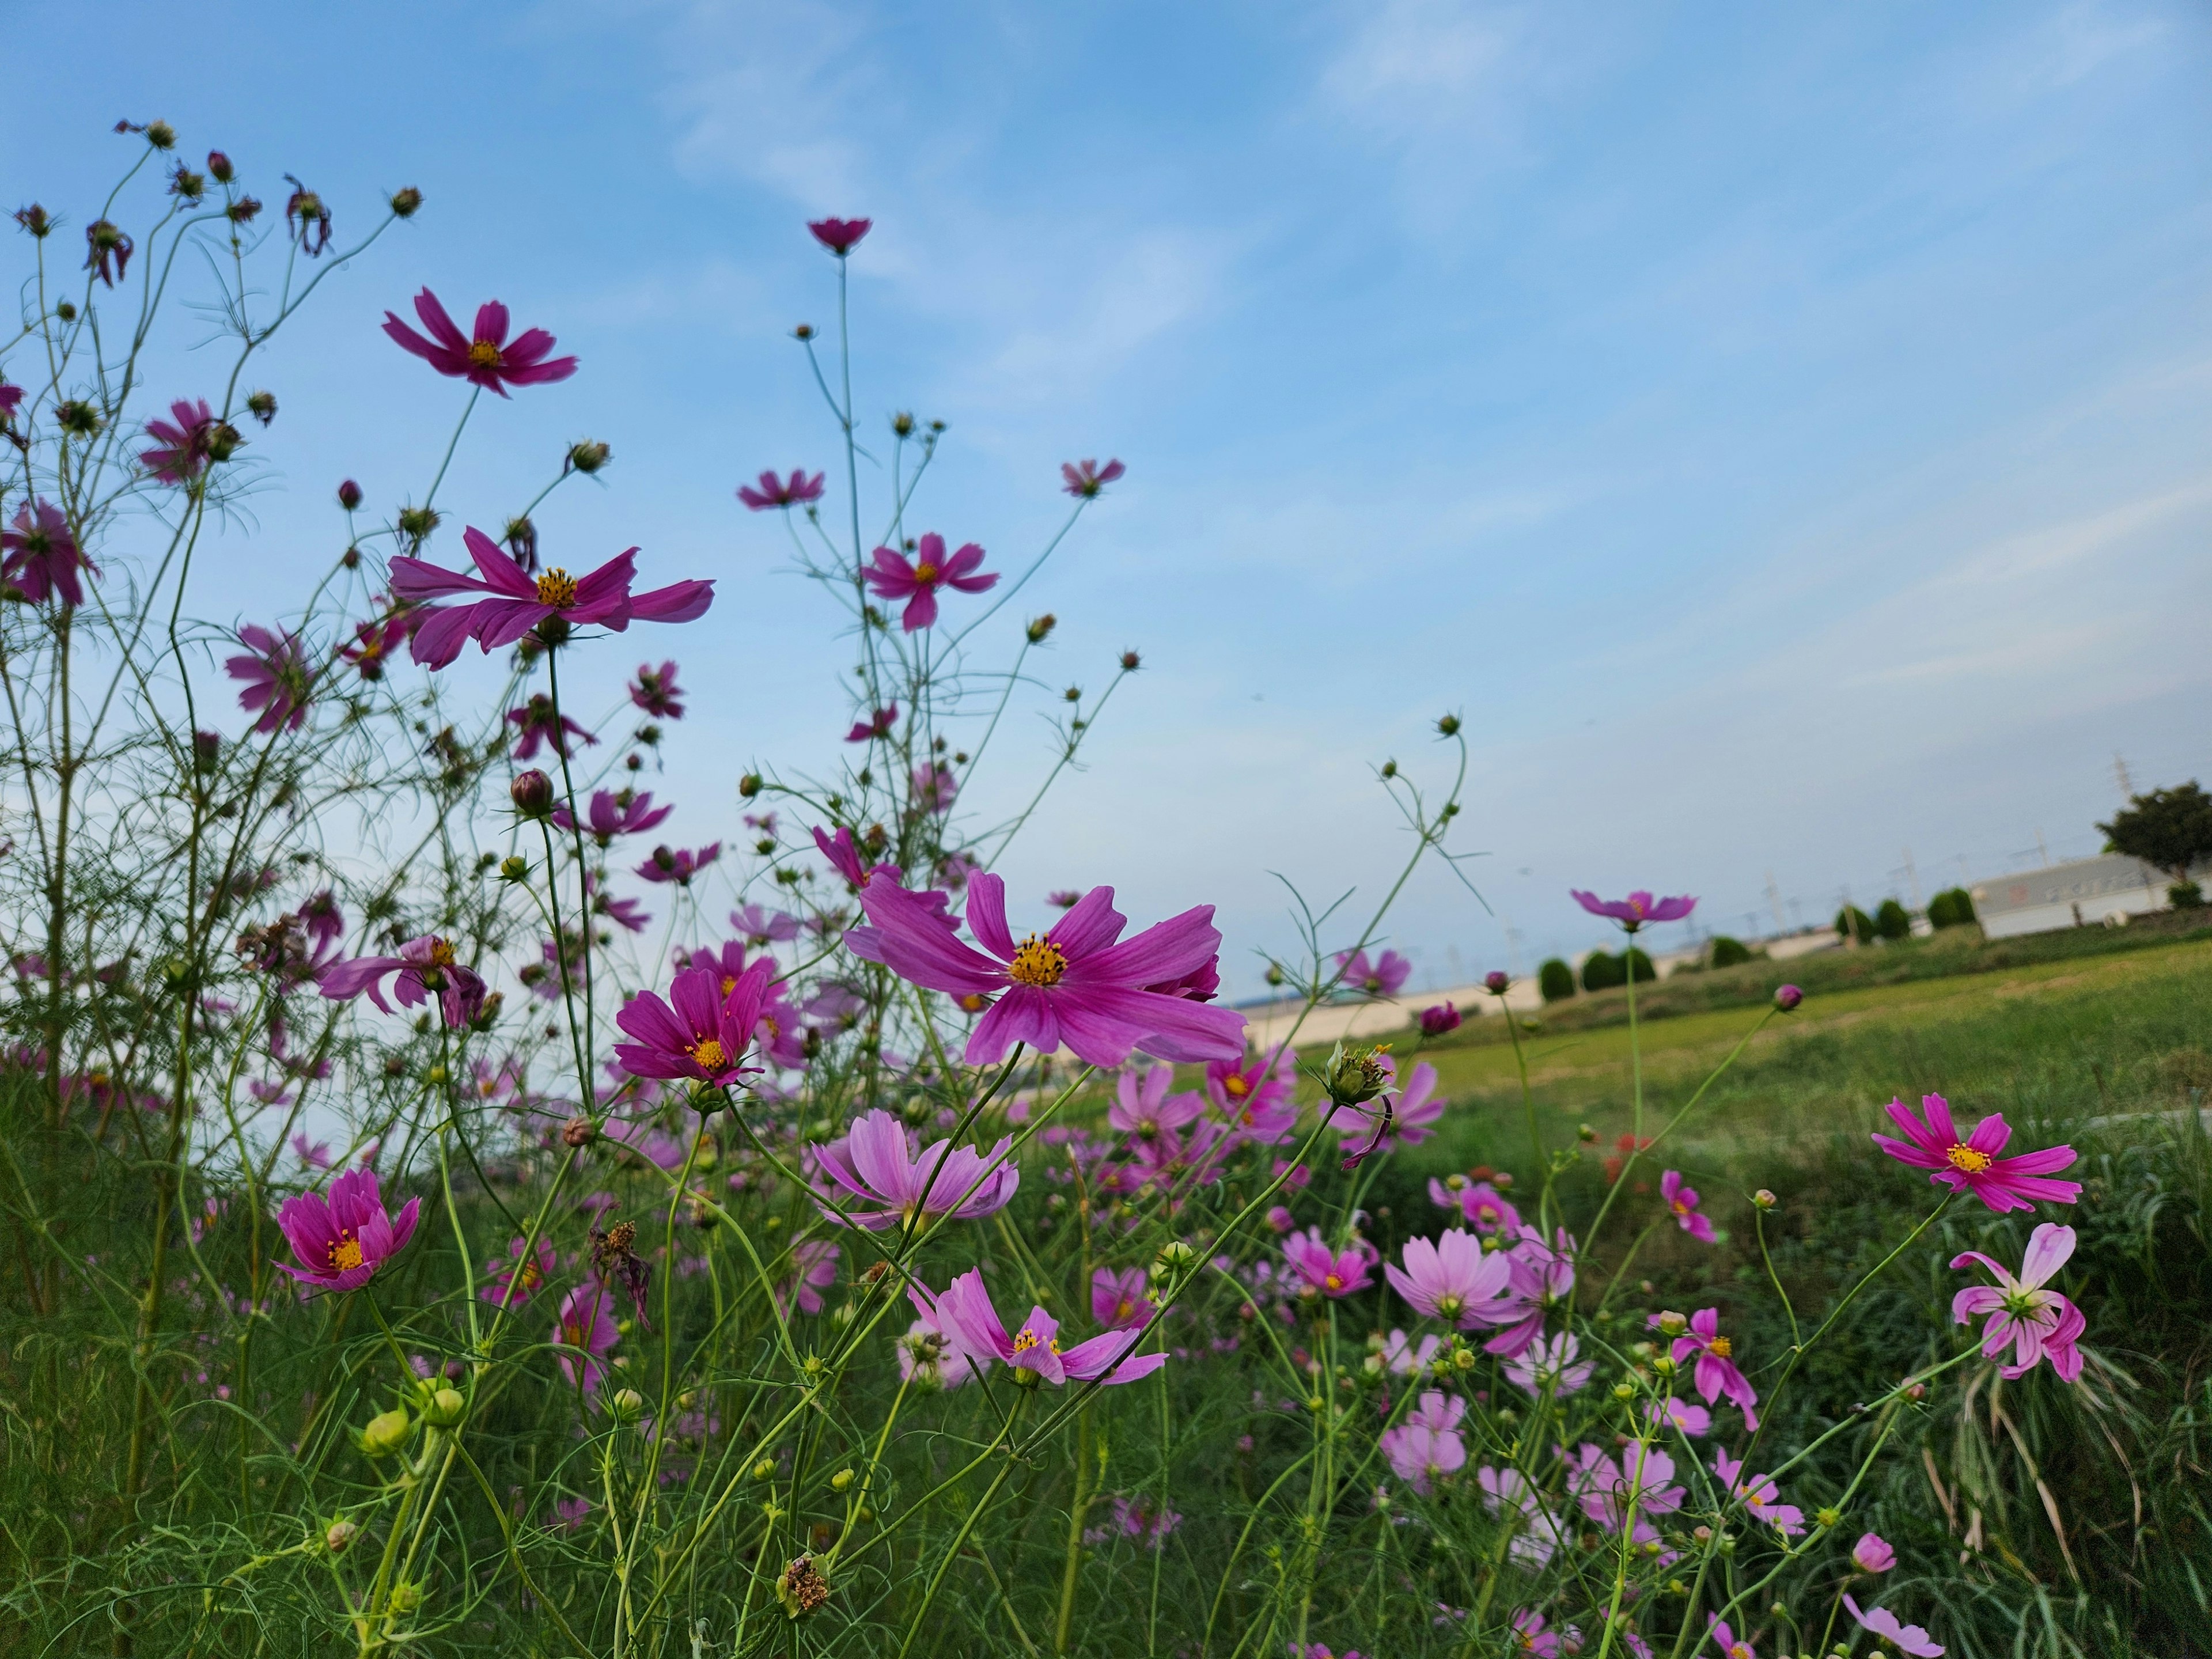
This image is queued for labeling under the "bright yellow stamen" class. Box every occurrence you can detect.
[912,562,940,582]
[1223,1075,1250,1099]
[429,938,457,967]
[1324,1273,1343,1291]
[1707,1335,1733,1358]
[1116,1300,1134,1320]
[517,1261,542,1289]
[958,993,991,1013]
[535,568,578,607]
[1672,1199,1692,1215]
[721,975,738,997]
[1946,1143,1993,1175]
[1011,1328,1040,1354]
[688,1036,729,1070]
[329,1234,365,1272]
[468,338,503,369]
[1007,934,1068,987]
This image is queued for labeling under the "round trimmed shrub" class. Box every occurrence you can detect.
[1581,950,1625,993]
[1538,957,1577,1002]
[1926,887,1976,929]
[1709,935,1753,968]
[1874,898,1911,941]
[1834,904,1877,944]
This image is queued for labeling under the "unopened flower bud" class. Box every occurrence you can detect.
[752,1458,777,1480]
[1322,1040,1392,1108]
[510,768,554,817]
[1027,613,1056,643]
[337,478,363,510]
[1815,1506,1842,1529]
[1264,962,1285,987]
[1420,1003,1463,1036]
[831,1467,855,1491]
[1155,1239,1198,1274]
[566,439,611,475]
[1435,713,1461,737]
[738,772,762,798]
[499,855,528,882]
[1655,1310,1688,1337]
[389,186,423,218]
[608,1387,646,1423]
[388,1579,422,1615]
[1903,1380,1926,1401]
[560,1115,598,1147]
[892,411,915,435]
[206,150,235,183]
[1120,649,1141,671]
[143,120,177,150]
[1650,1355,1676,1378]
[1578,1123,1599,1144]
[1612,1382,1635,1400]
[1774,984,1804,1012]
[1752,1188,1777,1211]
[1484,971,1509,995]
[324,1518,358,1552]
[793,323,816,340]
[423,1387,465,1428]
[1452,1347,1476,1372]
[359,1407,414,1457]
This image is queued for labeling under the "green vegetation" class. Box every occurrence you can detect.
[1927,886,1977,929]
[2099,779,2212,882]
[1538,957,1577,1002]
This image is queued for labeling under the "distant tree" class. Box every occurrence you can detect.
[1538,958,1577,1002]
[1926,887,1977,929]
[1709,935,1753,968]
[1581,950,1625,993]
[2172,880,2205,911]
[1834,905,1877,945]
[1874,899,1912,941]
[2099,782,2212,884]
[1624,946,1657,983]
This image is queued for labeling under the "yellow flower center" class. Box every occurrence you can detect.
[762,1014,781,1041]
[1706,1335,1732,1358]
[1116,1300,1134,1320]
[517,1260,542,1289]
[429,938,457,967]
[1946,1143,1993,1175]
[958,993,991,1013]
[1324,1273,1343,1290]
[561,1321,586,1348]
[721,975,738,997]
[535,568,578,607]
[1671,1198,1692,1215]
[1224,1075,1250,1099]
[329,1234,365,1272]
[1011,1328,1040,1354]
[1437,1293,1462,1317]
[913,562,940,582]
[1007,934,1068,987]
[688,1037,729,1070]
[1476,1204,1498,1223]
[468,338,504,369]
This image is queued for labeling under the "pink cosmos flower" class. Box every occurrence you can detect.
[1430,1178,1520,1234]
[1060,457,1126,498]
[1419,1002,1461,1036]
[1339,1058,1445,1153]
[636,843,721,886]
[341,610,410,680]
[1085,1494,1181,1548]
[1509,1610,1578,1657]
[775,1240,840,1316]
[858,873,1246,1067]
[1660,1170,1717,1243]
[1335,948,1411,997]
[1568,1441,1684,1534]
[381,290,578,396]
[1646,1397,1711,1437]
[506,694,597,760]
[275,1168,419,1290]
[290,1134,332,1169]
[2,499,95,607]
[1111,1063,1207,1140]
[1092,1266,1154,1330]
[1707,1616,1756,1659]
[1714,1449,1804,1535]
[319,934,487,1028]
[1479,1468,1567,1569]
[737,468,826,510]
[810,1108,1020,1230]
[731,904,801,946]
[552,789,673,844]
[482,1234,558,1307]
[1504,1332,1594,1398]
[1655,1307,1759,1430]
[864,533,997,631]
[1949,1221,2086,1381]
[808,217,871,255]
[1382,1329,1442,1375]
[1207,1045,1297,1138]
[1282,1227,1378,1298]
[390,527,713,669]
[1873,1094,2081,1214]
[629,660,684,718]
[612,960,772,1086]
[1384,1229,1514,1329]
[845,703,899,742]
[0,376,19,423]
[550,1495,593,1531]
[1843,1597,1944,1657]
[1853,1532,1897,1573]
[1381,1415,1466,1494]
[900,1279,993,1389]
[935,1267,1168,1387]
[140,397,234,483]
[912,761,959,813]
[552,1282,619,1394]
[225,626,312,734]
[1571,889,1697,930]
[585,873,649,934]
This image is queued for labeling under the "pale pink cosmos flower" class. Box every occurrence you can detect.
[1567,1441,1684,1536]
[1509,1609,1578,1657]
[1571,889,1696,931]
[1714,1449,1805,1535]
[1406,1389,1464,1434]
[1060,457,1125,498]
[1949,1221,2085,1381]
[899,1279,991,1389]
[1110,1063,1206,1140]
[1707,1615,1756,1659]
[810,1108,1020,1230]
[1084,1494,1180,1547]
[1381,1415,1465,1495]
[1853,1531,1897,1573]
[1429,1178,1520,1234]
[1384,1229,1514,1329]
[1843,1596,1944,1657]
[1874,1094,2081,1214]
[1645,1397,1711,1437]
[1382,1329,1442,1376]
[775,1240,839,1316]
[864,532,997,631]
[1338,1056,1445,1153]
[1660,1169,1716,1242]
[1504,1332,1594,1399]
[482,1234,557,1307]
[1654,1306,1759,1430]
[935,1267,1167,1387]
[290,1133,332,1170]
[1282,1227,1378,1298]
[1478,1468,1566,1569]
[1335,947,1411,997]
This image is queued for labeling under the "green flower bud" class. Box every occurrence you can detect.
[423,1387,466,1429]
[608,1387,646,1423]
[358,1407,414,1458]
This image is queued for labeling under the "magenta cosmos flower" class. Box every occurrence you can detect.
[1655,1306,1759,1430]
[810,1108,1020,1230]
[1282,1227,1378,1298]
[1706,1616,1757,1659]
[1660,1169,1716,1243]
[481,1234,558,1308]
[552,788,673,844]
[506,694,596,761]
[1714,1448,1805,1535]
[382,289,578,396]
[845,703,898,743]
[226,625,312,734]
[1060,457,1125,498]
[1949,1221,2085,1381]
[320,935,487,1028]
[808,217,871,255]
[1339,1058,1445,1154]
[1873,1094,2081,1214]
[1571,889,1697,930]
[1384,1229,1514,1329]
[629,660,684,718]
[613,960,771,1087]
[140,397,237,483]
[935,1267,1167,1387]
[858,873,1246,1068]
[1853,1532,1897,1573]
[1430,1177,1520,1234]
[1335,947,1411,997]
[737,468,825,510]
[1110,1063,1206,1140]
[3,499,95,607]
[391,527,714,669]
[1092,1266,1154,1330]
[275,1168,419,1290]
[552,1282,619,1394]
[864,533,997,631]
[1509,1611,1577,1658]
[1843,1597,1944,1657]
[635,843,720,885]
[1419,1002,1461,1036]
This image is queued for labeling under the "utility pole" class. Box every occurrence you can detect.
[1902,847,1921,911]
[2114,753,2134,800]
[2036,827,2051,868]
[1764,870,1785,935]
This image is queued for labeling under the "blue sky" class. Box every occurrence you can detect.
[10,1,2212,994]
